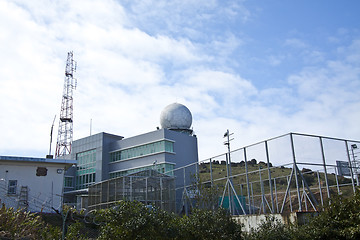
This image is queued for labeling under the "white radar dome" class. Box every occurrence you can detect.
[160,103,192,130]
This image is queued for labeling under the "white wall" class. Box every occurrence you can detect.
[0,162,66,213]
[233,213,297,232]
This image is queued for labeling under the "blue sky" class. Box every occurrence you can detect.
[0,0,359,160]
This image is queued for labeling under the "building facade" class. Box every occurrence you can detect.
[0,156,76,212]
[64,103,199,212]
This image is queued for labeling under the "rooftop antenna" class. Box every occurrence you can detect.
[55,51,77,158]
[46,115,56,158]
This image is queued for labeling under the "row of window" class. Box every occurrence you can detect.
[75,173,96,190]
[110,140,174,162]
[109,163,174,179]
[76,149,97,190]
[77,149,96,165]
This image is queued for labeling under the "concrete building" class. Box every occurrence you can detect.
[0,156,76,212]
[64,103,199,211]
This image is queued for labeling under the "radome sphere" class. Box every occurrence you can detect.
[160,103,192,130]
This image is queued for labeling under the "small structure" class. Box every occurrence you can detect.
[0,155,76,212]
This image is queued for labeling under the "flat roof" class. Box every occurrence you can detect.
[0,155,76,165]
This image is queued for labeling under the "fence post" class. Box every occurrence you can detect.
[290,133,302,211]
[244,148,252,214]
[319,137,331,199]
[345,140,356,194]
[265,141,275,213]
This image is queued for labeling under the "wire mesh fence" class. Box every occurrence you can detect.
[180,132,360,215]
[87,169,176,212]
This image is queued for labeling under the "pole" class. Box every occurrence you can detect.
[345,141,356,194]
[351,146,359,186]
[319,137,331,199]
[244,148,251,214]
[49,115,56,156]
[290,133,302,211]
[265,141,275,213]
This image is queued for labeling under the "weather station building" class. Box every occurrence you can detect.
[64,103,198,212]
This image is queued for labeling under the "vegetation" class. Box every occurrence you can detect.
[2,189,360,239]
[0,204,60,239]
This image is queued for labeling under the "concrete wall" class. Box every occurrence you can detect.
[233,212,318,232]
[0,161,67,212]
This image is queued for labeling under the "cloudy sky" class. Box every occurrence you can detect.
[0,0,359,160]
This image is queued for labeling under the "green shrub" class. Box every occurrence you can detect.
[94,201,243,240]
[178,208,243,240]
[293,190,360,240]
[0,204,61,239]
[244,216,293,240]
[96,201,178,240]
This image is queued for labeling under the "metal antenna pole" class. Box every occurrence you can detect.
[55,51,77,158]
[224,130,234,214]
[48,115,56,156]
[222,130,246,215]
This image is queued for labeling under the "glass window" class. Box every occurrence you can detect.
[8,180,17,194]
[76,149,96,190]
[64,177,73,188]
[109,140,175,163]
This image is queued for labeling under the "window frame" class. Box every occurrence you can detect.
[7,180,17,195]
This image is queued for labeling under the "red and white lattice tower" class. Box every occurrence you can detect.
[55,51,77,158]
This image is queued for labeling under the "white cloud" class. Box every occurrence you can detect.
[0,0,359,163]
[284,38,307,48]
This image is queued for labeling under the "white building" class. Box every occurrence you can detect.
[0,156,76,212]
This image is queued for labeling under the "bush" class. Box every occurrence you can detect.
[0,204,61,239]
[244,216,293,240]
[179,208,243,240]
[293,190,360,240]
[96,201,178,240]
[93,201,243,240]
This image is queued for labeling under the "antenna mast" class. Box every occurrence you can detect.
[48,115,56,157]
[55,51,77,158]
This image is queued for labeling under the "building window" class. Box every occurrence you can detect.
[109,163,175,179]
[8,180,17,194]
[64,176,74,188]
[76,149,96,190]
[110,140,175,162]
